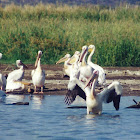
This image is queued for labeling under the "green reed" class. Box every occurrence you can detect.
[0,4,140,66]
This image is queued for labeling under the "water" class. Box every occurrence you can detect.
[0,95,140,140]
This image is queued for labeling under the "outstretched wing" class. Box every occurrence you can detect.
[100,81,122,110]
[64,85,86,105]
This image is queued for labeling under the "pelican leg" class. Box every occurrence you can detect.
[87,108,90,115]
[33,86,38,94]
[39,86,44,94]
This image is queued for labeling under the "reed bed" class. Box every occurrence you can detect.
[0,4,140,66]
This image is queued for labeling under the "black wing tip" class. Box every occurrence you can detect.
[113,95,121,111]
[64,96,72,105]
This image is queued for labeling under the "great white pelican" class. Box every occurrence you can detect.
[56,54,71,77]
[31,50,45,94]
[87,45,106,86]
[65,70,122,115]
[78,45,94,83]
[6,60,28,93]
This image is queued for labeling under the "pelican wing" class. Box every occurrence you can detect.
[31,69,35,77]
[7,69,24,82]
[64,85,86,105]
[99,81,122,110]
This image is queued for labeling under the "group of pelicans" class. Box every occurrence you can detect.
[0,50,45,94]
[0,45,123,115]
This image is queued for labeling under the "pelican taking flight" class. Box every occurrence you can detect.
[87,45,106,86]
[6,60,28,93]
[31,50,45,94]
[65,70,123,115]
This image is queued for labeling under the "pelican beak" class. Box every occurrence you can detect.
[56,56,68,64]
[79,47,88,62]
[88,48,93,53]
[84,70,98,89]
[35,55,39,67]
[68,56,76,64]
[14,81,32,86]
[20,61,28,69]
[35,51,42,67]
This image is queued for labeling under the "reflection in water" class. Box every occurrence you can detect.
[29,95,44,110]
[5,94,25,104]
[85,114,98,119]
[0,96,140,139]
[0,95,6,103]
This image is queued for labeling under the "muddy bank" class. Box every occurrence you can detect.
[1,64,140,96]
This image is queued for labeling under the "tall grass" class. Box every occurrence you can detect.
[0,4,140,66]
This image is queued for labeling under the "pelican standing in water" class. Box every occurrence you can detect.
[65,70,122,115]
[6,60,28,92]
[31,51,45,94]
[0,53,7,91]
[87,45,106,86]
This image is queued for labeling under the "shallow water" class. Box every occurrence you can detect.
[0,95,140,140]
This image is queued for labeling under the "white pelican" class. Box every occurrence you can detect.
[31,50,45,94]
[87,45,106,86]
[68,51,81,90]
[66,46,93,98]
[78,45,94,83]
[65,70,123,115]
[0,53,7,91]
[56,51,81,77]
[6,60,28,92]
[56,54,71,77]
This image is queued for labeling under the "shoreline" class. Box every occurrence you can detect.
[1,64,140,96]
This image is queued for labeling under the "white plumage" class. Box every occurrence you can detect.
[87,45,106,86]
[6,60,28,92]
[31,50,45,94]
[78,45,94,83]
[65,70,123,115]
[56,53,72,77]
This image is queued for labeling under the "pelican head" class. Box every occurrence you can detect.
[84,70,99,89]
[16,60,28,69]
[74,51,80,56]
[88,45,95,53]
[56,54,71,64]
[79,45,88,62]
[35,50,42,67]
[68,51,81,64]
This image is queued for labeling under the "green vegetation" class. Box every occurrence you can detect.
[0,4,140,66]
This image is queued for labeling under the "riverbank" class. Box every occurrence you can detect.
[1,64,140,96]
